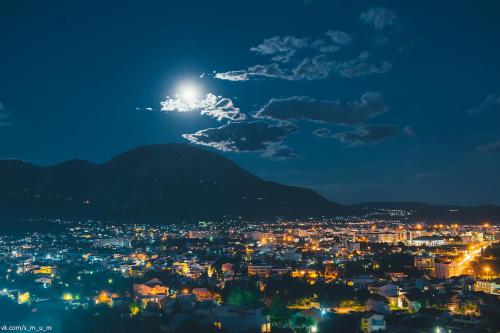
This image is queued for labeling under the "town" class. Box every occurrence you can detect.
[0,212,498,333]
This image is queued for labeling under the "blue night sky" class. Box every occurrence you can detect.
[1,0,499,205]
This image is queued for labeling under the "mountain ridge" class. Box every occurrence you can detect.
[1,144,499,225]
[0,144,348,222]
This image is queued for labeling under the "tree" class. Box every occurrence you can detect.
[268,296,292,327]
[291,315,316,333]
[226,286,262,308]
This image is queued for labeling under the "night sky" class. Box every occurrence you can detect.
[1,0,500,205]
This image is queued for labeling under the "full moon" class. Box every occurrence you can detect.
[177,82,202,103]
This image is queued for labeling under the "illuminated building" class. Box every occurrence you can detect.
[35,277,53,288]
[133,278,168,296]
[434,259,458,279]
[17,291,30,304]
[192,288,214,301]
[291,268,318,280]
[95,291,114,306]
[221,263,234,274]
[247,265,291,277]
[94,237,131,248]
[411,235,445,247]
[474,280,500,295]
[247,265,273,277]
[173,261,189,275]
[33,266,53,275]
[414,254,435,270]
[360,314,386,333]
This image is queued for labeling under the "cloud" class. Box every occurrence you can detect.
[467,91,500,115]
[321,125,399,146]
[312,128,333,138]
[250,35,309,63]
[403,126,416,136]
[249,32,352,62]
[182,121,298,156]
[338,61,392,78]
[246,63,289,79]
[0,102,12,127]
[255,92,388,126]
[360,7,397,30]
[214,63,287,81]
[215,49,392,82]
[416,172,451,179]
[477,139,500,153]
[215,56,334,82]
[290,55,335,80]
[160,93,245,121]
[263,145,300,160]
[311,30,353,53]
[324,30,353,45]
[214,70,250,81]
[334,52,392,78]
[215,30,368,82]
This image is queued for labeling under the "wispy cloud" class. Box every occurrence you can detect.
[215,56,335,81]
[0,102,12,127]
[250,35,309,63]
[416,172,451,179]
[262,144,300,160]
[477,139,500,153]
[160,93,245,121]
[254,92,388,126]
[360,7,397,30]
[403,126,416,136]
[314,124,399,146]
[324,30,353,45]
[214,28,392,82]
[337,52,392,78]
[467,91,500,115]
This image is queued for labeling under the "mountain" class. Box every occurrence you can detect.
[0,144,348,222]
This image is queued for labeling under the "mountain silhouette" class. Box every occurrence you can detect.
[0,144,348,222]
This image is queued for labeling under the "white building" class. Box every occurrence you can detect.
[411,235,445,247]
[361,314,386,332]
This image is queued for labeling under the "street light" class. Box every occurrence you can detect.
[483,266,491,279]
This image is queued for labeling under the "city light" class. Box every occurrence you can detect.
[62,293,73,301]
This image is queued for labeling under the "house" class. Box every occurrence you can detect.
[399,290,428,312]
[414,254,435,270]
[34,277,53,288]
[369,283,398,298]
[365,295,389,314]
[166,305,271,333]
[208,306,271,333]
[192,288,214,301]
[133,278,168,296]
[221,263,234,275]
[133,278,169,308]
[352,274,377,287]
[247,264,291,277]
[360,313,386,332]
